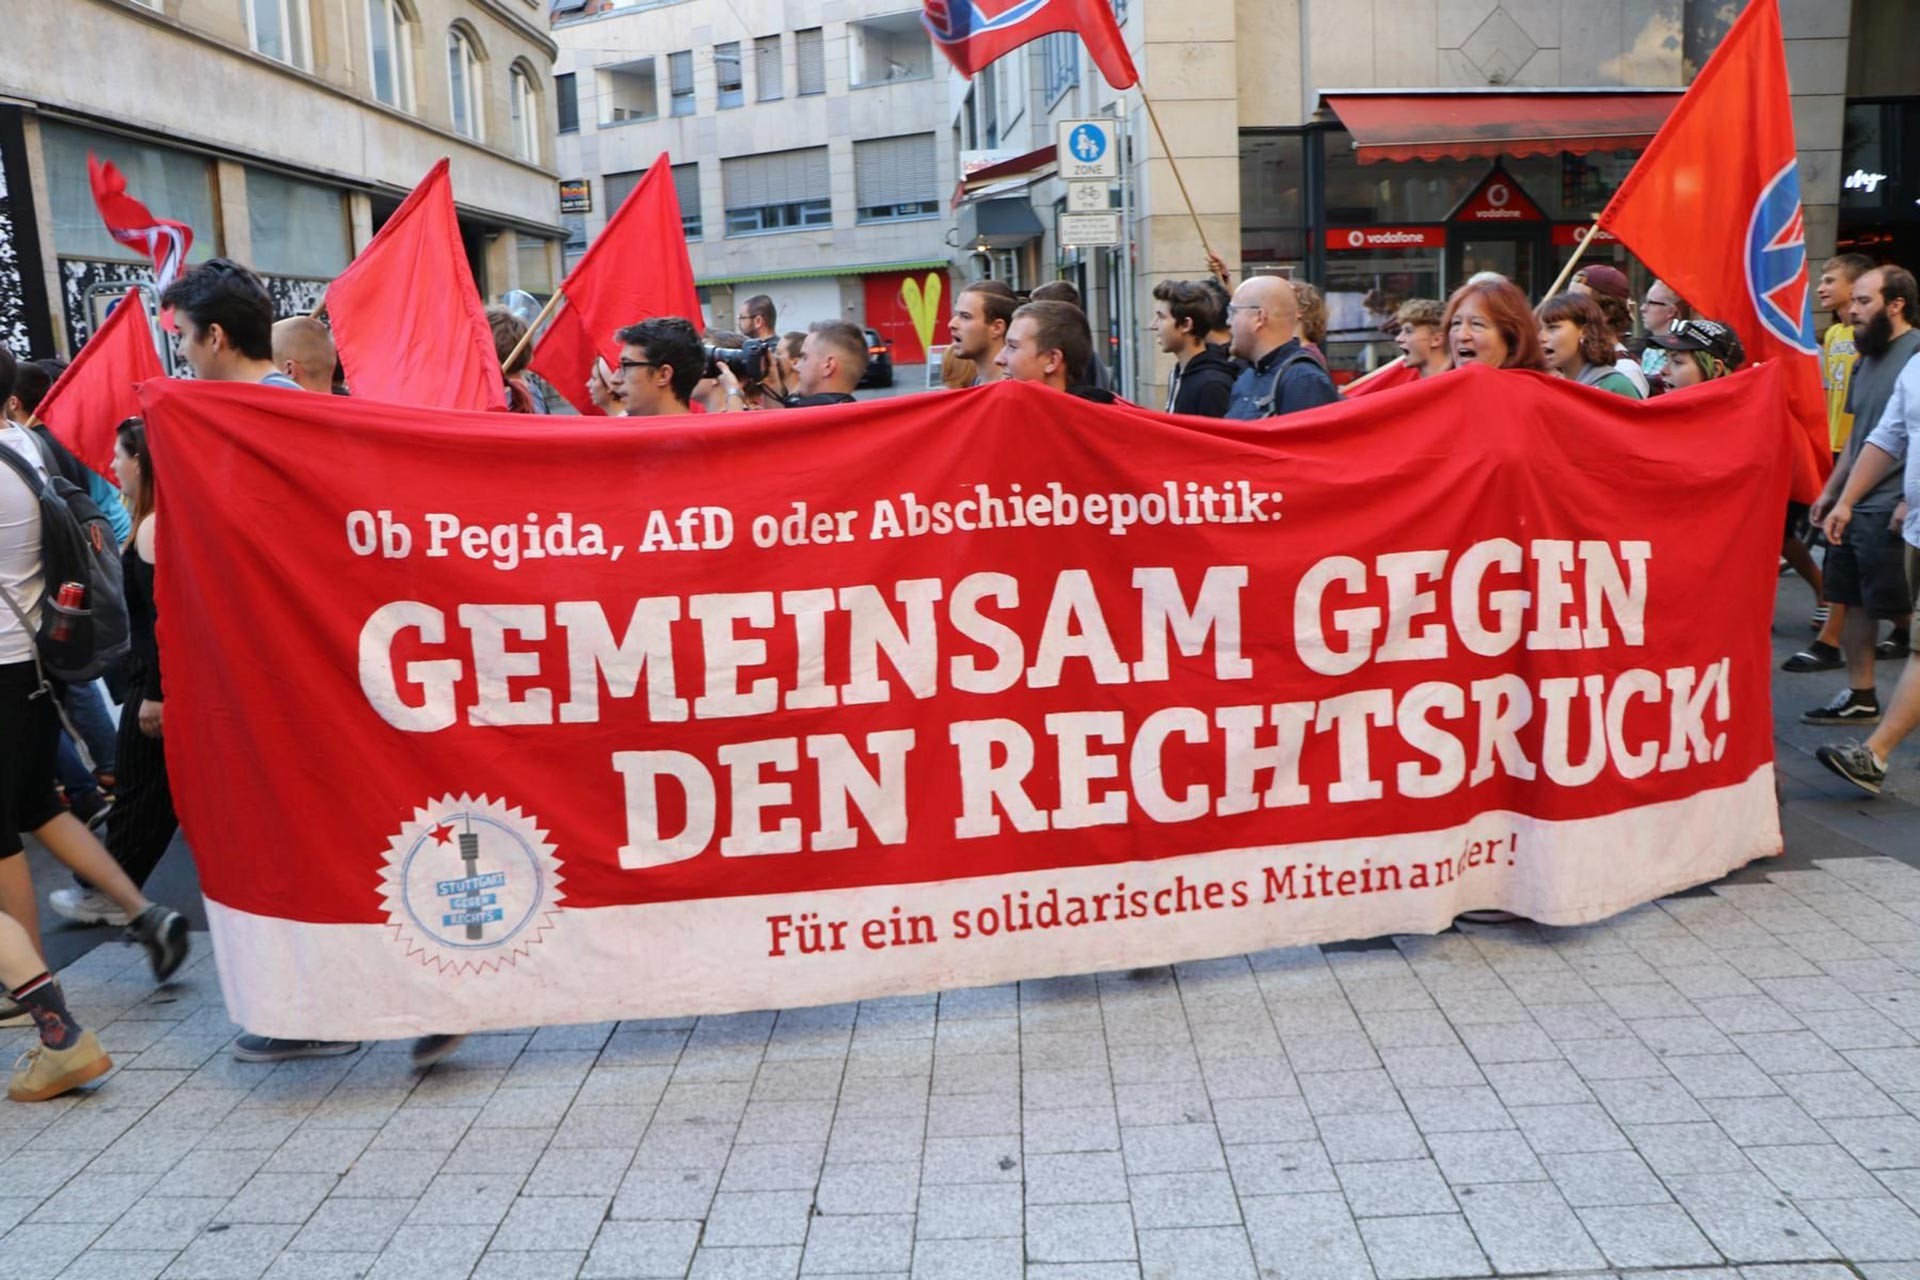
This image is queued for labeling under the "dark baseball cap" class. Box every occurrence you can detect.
[1649,318,1744,367]
[1572,265,1631,300]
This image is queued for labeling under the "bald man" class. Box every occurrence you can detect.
[1224,275,1338,419]
[271,317,338,394]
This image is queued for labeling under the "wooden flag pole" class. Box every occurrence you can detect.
[502,287,568,372]
[1134,84,1216,271]
[308,293,327,321]
[1541,215,1603,302]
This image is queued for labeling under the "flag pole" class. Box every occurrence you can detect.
[503,287,568,372]
[1134,85,1215,269]
[1541,215,1603,302]
[309,294,327,321]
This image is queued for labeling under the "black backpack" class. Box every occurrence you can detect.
[0,435,131,683]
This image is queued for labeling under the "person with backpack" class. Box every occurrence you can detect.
[0,359,189,1031]
[1223,275,1339,419]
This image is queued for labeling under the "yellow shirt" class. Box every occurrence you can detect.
[1823,321,1859,453]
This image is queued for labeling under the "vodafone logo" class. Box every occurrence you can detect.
[1487,183,1510,208]
[1327,227,1443,250]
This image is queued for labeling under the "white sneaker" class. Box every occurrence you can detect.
[47,888,129,928]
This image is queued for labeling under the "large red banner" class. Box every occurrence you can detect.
[142,367,1790,1039]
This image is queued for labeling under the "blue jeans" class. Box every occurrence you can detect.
[54,679,118,782]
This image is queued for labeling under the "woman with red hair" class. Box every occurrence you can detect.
[1444,279,1547,372]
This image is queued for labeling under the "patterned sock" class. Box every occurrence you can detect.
[10,973,82,1050]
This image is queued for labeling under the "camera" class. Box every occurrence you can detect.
[704,337,776,386]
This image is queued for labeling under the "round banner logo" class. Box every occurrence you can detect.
[379,794,563,973]
[1745,160,1818,355]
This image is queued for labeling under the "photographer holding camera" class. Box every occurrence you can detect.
[596,317,703,417]
[714,320,867,410]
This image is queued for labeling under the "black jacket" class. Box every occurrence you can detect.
[1166,344,1238,418]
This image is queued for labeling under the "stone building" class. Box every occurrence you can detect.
[550,0,955,372]
[948,0,1884,404]
[0,0,561,366]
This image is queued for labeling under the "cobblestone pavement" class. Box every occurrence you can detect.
[6,853,1920,1280]
[6,580,1920,1279]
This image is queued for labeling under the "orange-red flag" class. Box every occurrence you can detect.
[1597,0,1826,500]
[326,159,505,411]
[36,289,165,476]
[530,155,705,416]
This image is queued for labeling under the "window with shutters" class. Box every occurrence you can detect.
[715,42,744,109]
[556,73,578,133]
[604,163,703,241]
[795,28,825,96]
[723,147,831,236]
[755,35,782,101]
[1043,32,1079,103]
[854,134,939,224]
[669,49,695,116]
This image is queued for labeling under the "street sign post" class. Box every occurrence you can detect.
[1058,120,1120,180]
[1059,211,1122,247]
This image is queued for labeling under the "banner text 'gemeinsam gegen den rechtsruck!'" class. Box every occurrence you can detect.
[140,364,1793,1039]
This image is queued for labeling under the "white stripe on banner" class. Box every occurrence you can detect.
[206,765,1779,1041]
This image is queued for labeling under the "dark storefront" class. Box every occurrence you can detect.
[1838,97,1920,270]
[1240,89,1680,384]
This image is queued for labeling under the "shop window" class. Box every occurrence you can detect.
[42,122,219,263]
[1505,151,1639,221]
[1322,129,1482,224]
[246,169,350,278]
[1238,132,1306,271]
[516,236,554,297]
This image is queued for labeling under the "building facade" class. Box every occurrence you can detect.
[948,0,1879,406]
[0,0,561,365]
[550,0,955,368]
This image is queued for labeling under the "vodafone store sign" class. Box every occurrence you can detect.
[1326,226,1445,250]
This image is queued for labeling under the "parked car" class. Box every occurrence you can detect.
[859,328,894,388]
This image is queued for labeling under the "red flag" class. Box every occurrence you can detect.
[326,159,505,412]
[1597,0,1826,500]
[529,155,704,416]
[88,155,194,294]
[1342,360,1422,399]
[35,290,165,477]
[924,0,1137,90]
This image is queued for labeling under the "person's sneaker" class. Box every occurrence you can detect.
[1801,688,1881,725]
[1782,641,1844,672]
[232,1035,361,1063]
[1816,742,1888,796]
[128,906,189,983]
[1878,630,1911,660]
[410,1034,469,1070]
[8,1030,112,1102]
[0,998,32,1029]
[47,887,129,928]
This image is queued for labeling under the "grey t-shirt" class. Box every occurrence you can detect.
[1842,328,1920,512]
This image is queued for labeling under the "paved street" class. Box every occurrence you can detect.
[5,575,1920,1280]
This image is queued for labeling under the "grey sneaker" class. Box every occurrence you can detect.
[232,1036,362,1063]
[1816,742,1887,796]
[128,906,189,983]
[1801,688,1881,726]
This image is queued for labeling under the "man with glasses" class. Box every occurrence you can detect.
[737,294,777,342]
[1223,275,1338,420]
[610,318,702,418]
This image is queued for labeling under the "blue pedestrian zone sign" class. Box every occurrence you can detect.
[1058,120,1120,179]
[1069,124,1107,163]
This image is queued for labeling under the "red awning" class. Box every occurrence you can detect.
[1324,92,1682,166]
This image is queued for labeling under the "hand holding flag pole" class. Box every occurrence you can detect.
[1541,215,1603,301]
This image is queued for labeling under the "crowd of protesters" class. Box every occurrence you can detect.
[7,235,1920,1102]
